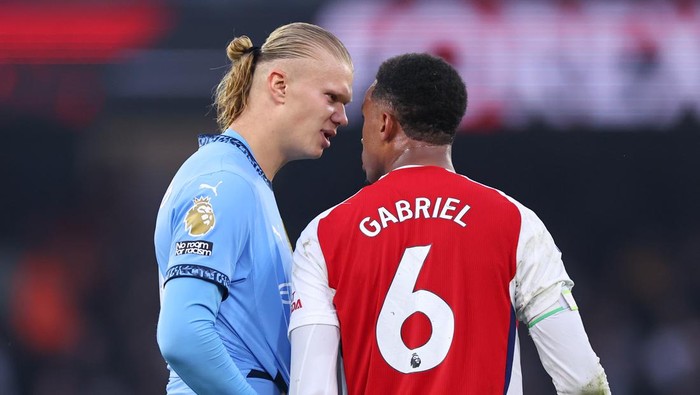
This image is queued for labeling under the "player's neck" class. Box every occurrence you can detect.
[390,141,455,173]
[228,116,285,182]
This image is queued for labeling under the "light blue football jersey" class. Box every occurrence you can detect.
[154,129,292,394]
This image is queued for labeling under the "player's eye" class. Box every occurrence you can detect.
[326,93,338,102]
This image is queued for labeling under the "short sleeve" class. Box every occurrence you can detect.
[511,200,574,323]
[288,210,339,334]
[164,171,256,299]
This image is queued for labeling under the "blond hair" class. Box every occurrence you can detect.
[213,22,353,131]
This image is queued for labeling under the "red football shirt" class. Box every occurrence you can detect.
[289,166,572,394]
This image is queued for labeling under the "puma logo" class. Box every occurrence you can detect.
[199,181,222,196]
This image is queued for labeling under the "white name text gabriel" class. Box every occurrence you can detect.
[359,197,471,237]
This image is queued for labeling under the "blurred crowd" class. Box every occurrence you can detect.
[321,0,700,130]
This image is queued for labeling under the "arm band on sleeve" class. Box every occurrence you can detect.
[528,289,579,328]
[157,277,255,395]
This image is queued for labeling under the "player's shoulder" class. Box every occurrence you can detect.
[468,179,546,232]
[296,187,368,242]
[322,182,377,218]
[169,168,258,211]
[180,135,260,175]
[312,190,363,223]
[453,172,529,211]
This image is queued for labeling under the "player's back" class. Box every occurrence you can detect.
[317,166,522,394]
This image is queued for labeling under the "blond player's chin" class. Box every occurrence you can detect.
[292,147,323,161]
[314,147,326,158]
[307,149,324,160]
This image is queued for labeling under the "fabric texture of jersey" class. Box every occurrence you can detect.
[289,166,573,395]
[155,129,292,394]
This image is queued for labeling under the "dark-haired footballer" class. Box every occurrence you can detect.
[288,53,610,395]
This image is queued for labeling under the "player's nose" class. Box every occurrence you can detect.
[332,104,349,128]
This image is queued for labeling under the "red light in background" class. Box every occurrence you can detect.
[0,64,18,99]
[0,3,173,64]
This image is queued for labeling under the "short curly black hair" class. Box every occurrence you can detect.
[372,53,467,145]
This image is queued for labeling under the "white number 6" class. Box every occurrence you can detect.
[376,245,455,373]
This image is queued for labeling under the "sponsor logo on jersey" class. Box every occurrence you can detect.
[410,353,422,368]
[175,240,213,256]
[290,291,303,313]
[279,282,292,305]
[199,181,222,196]
[185,196,216,236]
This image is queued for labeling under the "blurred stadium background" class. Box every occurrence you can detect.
[1,0,699,394]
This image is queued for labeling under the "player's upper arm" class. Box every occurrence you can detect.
[164,171,257,300]
[510,199,574,324]
[289,210,340,334]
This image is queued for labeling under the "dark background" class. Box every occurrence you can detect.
[1,1,699,394]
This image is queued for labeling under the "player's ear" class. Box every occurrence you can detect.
[380,111,399,142]
[267,68,287,104]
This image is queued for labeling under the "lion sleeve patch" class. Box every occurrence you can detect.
[185,196,216,236]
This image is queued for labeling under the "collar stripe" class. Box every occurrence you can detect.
[198,134,273,190]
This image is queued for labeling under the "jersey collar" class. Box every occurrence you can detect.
[198,129,273,190]
[379,165,455,181]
